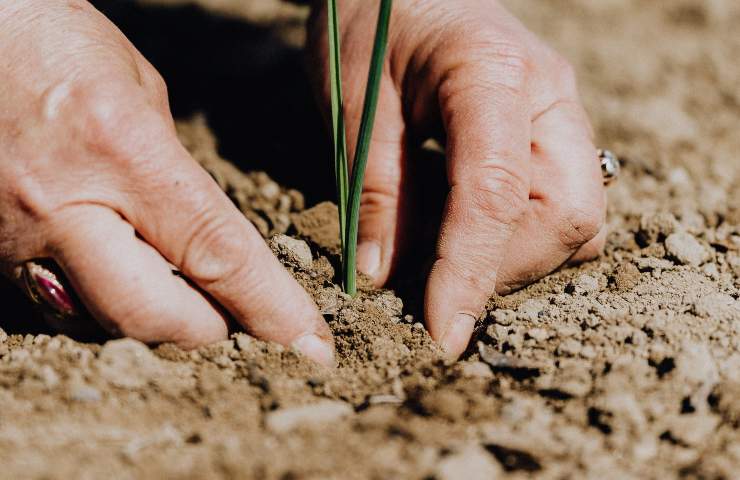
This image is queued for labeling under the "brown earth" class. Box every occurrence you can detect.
[1,0,740,478]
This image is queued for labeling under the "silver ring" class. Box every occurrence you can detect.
[598,149,620,186]
[20,260,79,322]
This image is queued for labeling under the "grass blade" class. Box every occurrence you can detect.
[327,0,349,260]
[343,0,393,295]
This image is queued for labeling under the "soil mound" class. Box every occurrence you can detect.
[1,1,738,478]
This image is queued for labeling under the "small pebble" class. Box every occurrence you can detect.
[492,309,516,326]
[372,291,403,317]
[639,212,679,244]
[258,181,281,201]
[459,361,494,379]
[526,328,549,342]
[420,390,467,421]
[665,232,709,266]
[269,234,313,270]
[287,189,305,211]
[434,445,502,480]
[517,300,547,322]
[613,263,641,290]
[234,334,254,352]
[368,394,404,405]
[68,384,102,403]
[557,339,583,357]
[265,400,353,433]
[573,274,600,295]
[97,339,162,389]
[277,194,292,213]
[33,335,51,346]
[701,263,719,280]
[37,365,60,389]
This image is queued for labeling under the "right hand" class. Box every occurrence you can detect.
[0,0,335,366]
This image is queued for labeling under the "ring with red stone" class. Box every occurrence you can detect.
[21,260,78,321]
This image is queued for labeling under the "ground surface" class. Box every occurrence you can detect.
[1,1,739,478]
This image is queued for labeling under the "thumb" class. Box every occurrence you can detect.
[347,78,410,285]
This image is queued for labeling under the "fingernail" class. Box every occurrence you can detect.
[292,334,336,367]
[440,313,476,359]
[357,241,381,279]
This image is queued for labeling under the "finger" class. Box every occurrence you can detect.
[495,102,605,293]
[426,68,532,359]
[567,225,607,265]
[47,205,229,347]
[118,119,335,366]
[345,78,412,285]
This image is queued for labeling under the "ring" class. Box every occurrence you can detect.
[20,260,79,322]
[598,148,620,186]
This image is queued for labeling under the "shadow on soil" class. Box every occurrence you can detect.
[91,0,334,205]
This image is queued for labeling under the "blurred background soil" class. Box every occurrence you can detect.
[0,0,739,478]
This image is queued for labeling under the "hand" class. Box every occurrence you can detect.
[308,0,606,358]
[0,0,334,366]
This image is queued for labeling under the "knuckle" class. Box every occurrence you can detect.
[556,199,605,250]
[360,187,398,216]
[74,83,172,176]
[179,211,255,289]
[438,40,531,105]
[484,41,532,86]
[76,85,133,138]
[467,167,528,227]
[74,82,160,157]
[10,174,54,221]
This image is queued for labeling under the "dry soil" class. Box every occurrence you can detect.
[1,1,739,479]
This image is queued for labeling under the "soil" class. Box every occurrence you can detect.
[1,0,740,478]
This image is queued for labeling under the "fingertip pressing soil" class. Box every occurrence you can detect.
[1,1,739,478]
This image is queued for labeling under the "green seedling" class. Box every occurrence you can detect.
[327,0,393,295]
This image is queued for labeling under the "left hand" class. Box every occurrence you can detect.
[307,0,606,358]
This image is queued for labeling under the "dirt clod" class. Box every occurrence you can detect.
[434,445,503,480]
[269,234,313,270]
[97,338,163,389]
[665,231,709,266]
[1,1,739,479]
[265,400,353,433]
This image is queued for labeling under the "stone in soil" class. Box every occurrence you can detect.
[433,445,503,480]
[269,234,313,270]
[96,338,163,389]
[664,232,709,266]
[265,400,354,433]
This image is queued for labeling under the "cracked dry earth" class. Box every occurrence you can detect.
[1,0,740,479]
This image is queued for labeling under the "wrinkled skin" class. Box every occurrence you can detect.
[0,0,334,365]
[308,0,606,357]
[0,0,604,362]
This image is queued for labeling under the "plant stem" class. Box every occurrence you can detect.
[327,0,349,261]
[343,0,393,296]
